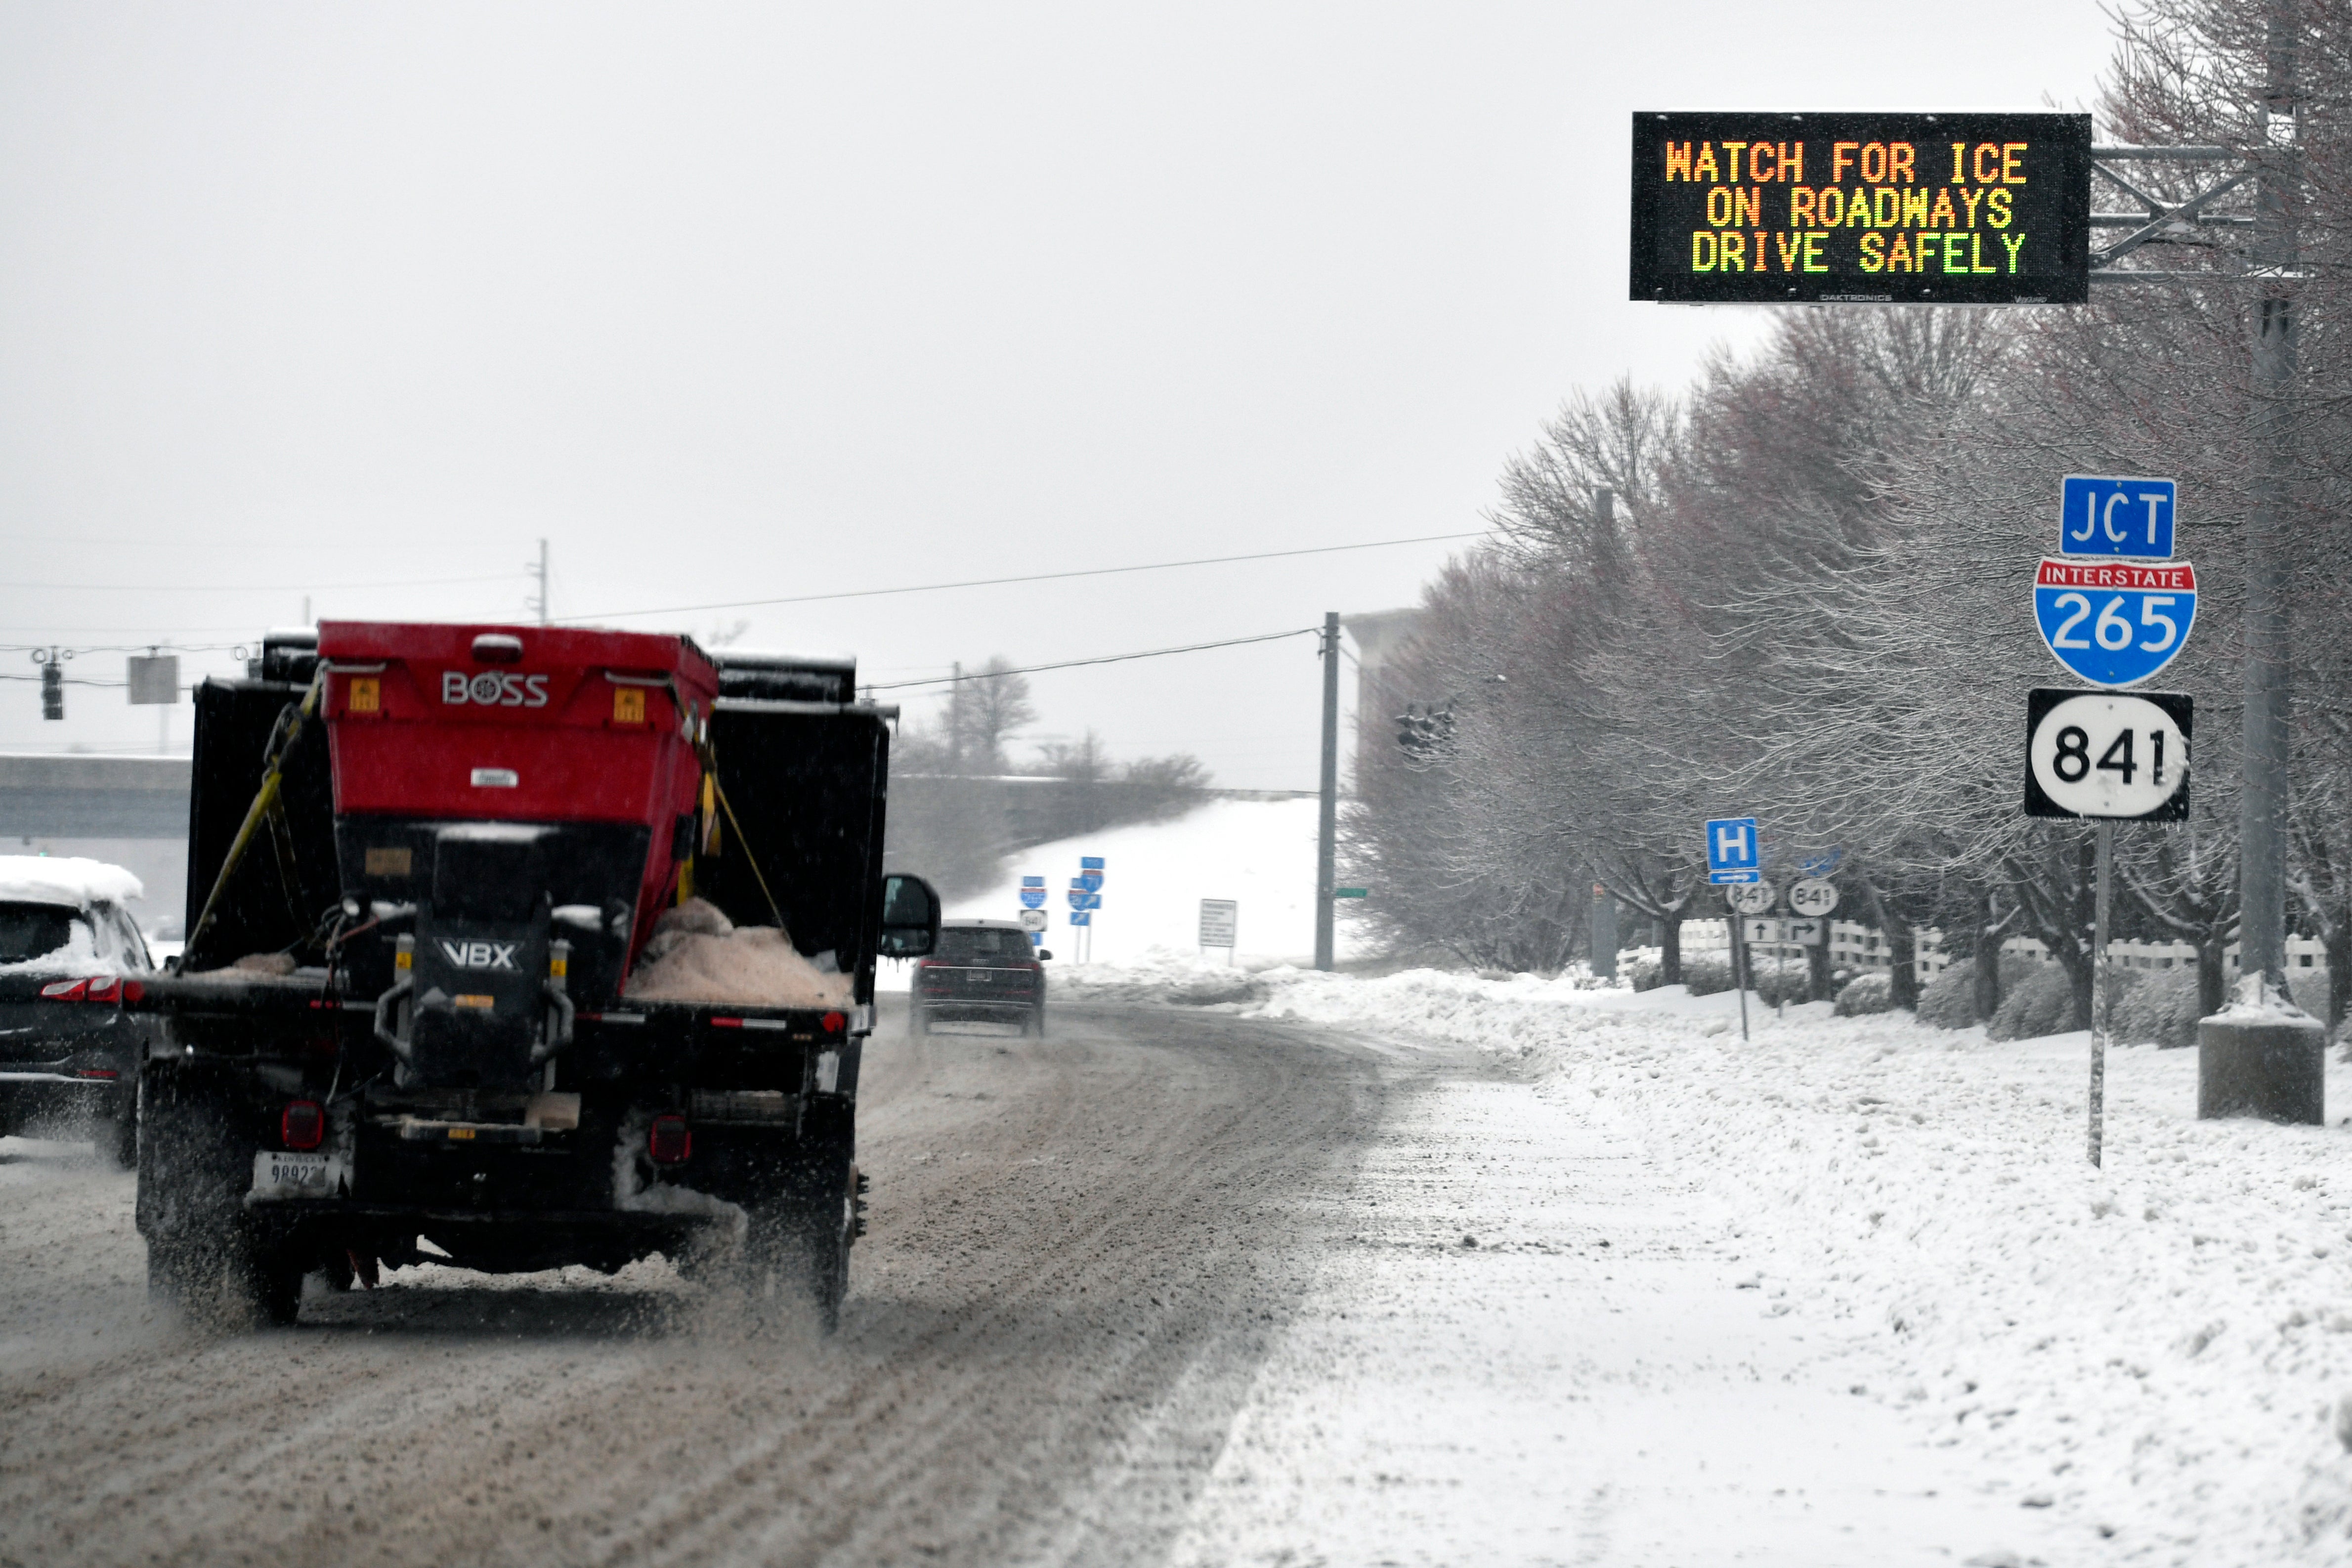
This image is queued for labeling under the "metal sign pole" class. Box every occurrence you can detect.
[1730,912,1750,1041]
[2091,820,2112,1168]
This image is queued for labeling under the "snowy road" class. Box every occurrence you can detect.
[0,1004,1391,1568]
[0,997,2178,1566]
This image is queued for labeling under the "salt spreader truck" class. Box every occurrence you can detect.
[114,623,938,1327]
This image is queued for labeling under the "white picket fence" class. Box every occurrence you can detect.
[1677,916,2327,984]
[1676,918,1893,970]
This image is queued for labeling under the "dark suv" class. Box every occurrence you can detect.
[0,861,158,1165]
[911,919,1049,1036]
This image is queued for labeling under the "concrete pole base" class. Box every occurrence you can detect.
[2197,1016,2326,1124]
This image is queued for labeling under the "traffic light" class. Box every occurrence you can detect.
[39,657,61,720]
[1397,706,1455,760]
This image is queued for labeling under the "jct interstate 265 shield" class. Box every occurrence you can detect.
[2032,557,2197,688]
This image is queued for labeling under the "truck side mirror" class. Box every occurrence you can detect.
[878,874,940,958]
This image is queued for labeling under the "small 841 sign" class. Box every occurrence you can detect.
[1788,878,1839,917]
[2024,688,2192,821]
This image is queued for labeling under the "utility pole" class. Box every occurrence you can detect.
[1315,611,1340,972]
[528,539,551,625]
[948,661,964,772]
[2239,0,2299,997]
[2084,19,2323,1121]
[2193,0,2327,1124]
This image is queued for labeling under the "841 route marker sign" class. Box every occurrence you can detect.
[2024,688,2192,821]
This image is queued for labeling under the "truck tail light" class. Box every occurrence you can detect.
[820,1011,847,1034]
[282,1100,326,1151]
[648,1114,692,1165]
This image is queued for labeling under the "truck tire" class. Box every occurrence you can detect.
[136,1063,302,1328]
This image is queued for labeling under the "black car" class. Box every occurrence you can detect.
[911,919,1049,1036]
[0,860,159,1166]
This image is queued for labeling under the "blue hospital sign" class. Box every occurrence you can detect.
[1704,817,1761,884]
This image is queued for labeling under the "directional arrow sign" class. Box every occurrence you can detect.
[2024,688,2192,821]
[2033,558,2197,688]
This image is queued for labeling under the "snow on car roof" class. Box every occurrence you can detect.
[0,855,144,909]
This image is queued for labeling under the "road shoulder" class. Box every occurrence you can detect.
[1169,1037,2069,1568]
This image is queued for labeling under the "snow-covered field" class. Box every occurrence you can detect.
[1067,951,2352,1566]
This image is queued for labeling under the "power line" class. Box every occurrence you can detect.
[0,641,245,655]
[561,531,1484,623]
[866,627,1321,691]
[1,572,519,593]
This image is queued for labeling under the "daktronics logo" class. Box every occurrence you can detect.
[442,671,551,708]
[437,939,519,970]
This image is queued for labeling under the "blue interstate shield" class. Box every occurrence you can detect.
[2033,557,2197,687]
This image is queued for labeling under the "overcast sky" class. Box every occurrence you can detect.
[0,1,2113,786]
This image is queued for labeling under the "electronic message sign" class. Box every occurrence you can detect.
[1629,113,2092,305]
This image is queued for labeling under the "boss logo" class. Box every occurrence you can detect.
[442,671,551,708]
[437,939,519,971]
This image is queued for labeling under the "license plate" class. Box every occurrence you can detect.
[251,1149,345,1199]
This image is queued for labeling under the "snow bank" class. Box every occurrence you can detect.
[0,855,142,909]
[1086,953,2352,1564]
[2211,972,2321,1024]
